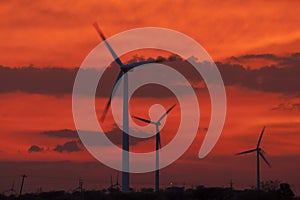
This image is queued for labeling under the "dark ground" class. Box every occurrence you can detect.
[0,183,297,200]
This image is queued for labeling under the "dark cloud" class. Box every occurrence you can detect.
[272,103,300,111]
[229,53,279,62]
[104,127,153,146]
[217,61,300,96]
[53,140,82,153]
[41,129,78,138]
[41,128,153,147]
[28,145,44,153]
[1,52,300,97]
[127,54,182,64]
[0,55,182,98]
[0,65,77,96]
[228,52,300,68]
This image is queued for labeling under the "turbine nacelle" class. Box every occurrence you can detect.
[257,147,262,151]
[236,126,270,168]
[132,103,176,149]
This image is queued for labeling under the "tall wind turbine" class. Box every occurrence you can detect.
[93,23,159,192]
[236,126,271,191]
[132,104,176,192]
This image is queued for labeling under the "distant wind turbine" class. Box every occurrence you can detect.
[236,126,271,191]
[73,178,84,200]
[93,23,160,192]
[2,180,17,196]
[108,173,121,192]
[73,178,84,193]
[132,103,176,192]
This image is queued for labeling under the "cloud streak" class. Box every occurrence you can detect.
[28,145,44,153]
[40,128,153,147]
[41,129,78,138]
[53,140,82,153]
[272,103,300,111]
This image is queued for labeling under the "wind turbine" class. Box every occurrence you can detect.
[2,180,17,196]
[108,173,121,193]
[114,173,121,190]
[132,103,176,192]
[236,126,271,191]
[93,23,159,192]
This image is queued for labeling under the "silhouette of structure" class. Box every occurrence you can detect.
[229,179,234,191]
[108,173,121,193]
[93,23,159,192]
[1,185,296,200]
[73,178,84,200]
[19,174,27,200]
[2,180,17,196]
[133,104,176,192]
[114,173,121,190]
[73,178,84,193]
[236,126,271,191]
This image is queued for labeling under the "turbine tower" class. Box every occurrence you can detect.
[93,23,159,192]
[236,126,271,191]
[132,104,176,192]
[19,174,27,200]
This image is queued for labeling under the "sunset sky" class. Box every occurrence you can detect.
[1,0,300,195]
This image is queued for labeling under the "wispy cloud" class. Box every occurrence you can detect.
[272,103,300,111]
[53,140,82,153]
[41,128,153,147]
[41,129,78,138]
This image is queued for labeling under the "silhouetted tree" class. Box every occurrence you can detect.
[278,183,294,200]
[261,180,281,192]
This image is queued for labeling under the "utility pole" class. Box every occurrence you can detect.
[19,174,27,200]
[230,179,234,190]
[79,178,84,200]
[73,178,84,200]
[79,178,83,193]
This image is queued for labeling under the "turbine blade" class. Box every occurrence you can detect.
[101,71,123,122]
[158,103,176,122]
[235,148,257,155]
[132,116,155,124]
[259,150,271,168]
[257,126,266,148]
[93,23,124,67]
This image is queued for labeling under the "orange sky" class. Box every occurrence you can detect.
[0,0,300,194]
[1,1,300,67]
